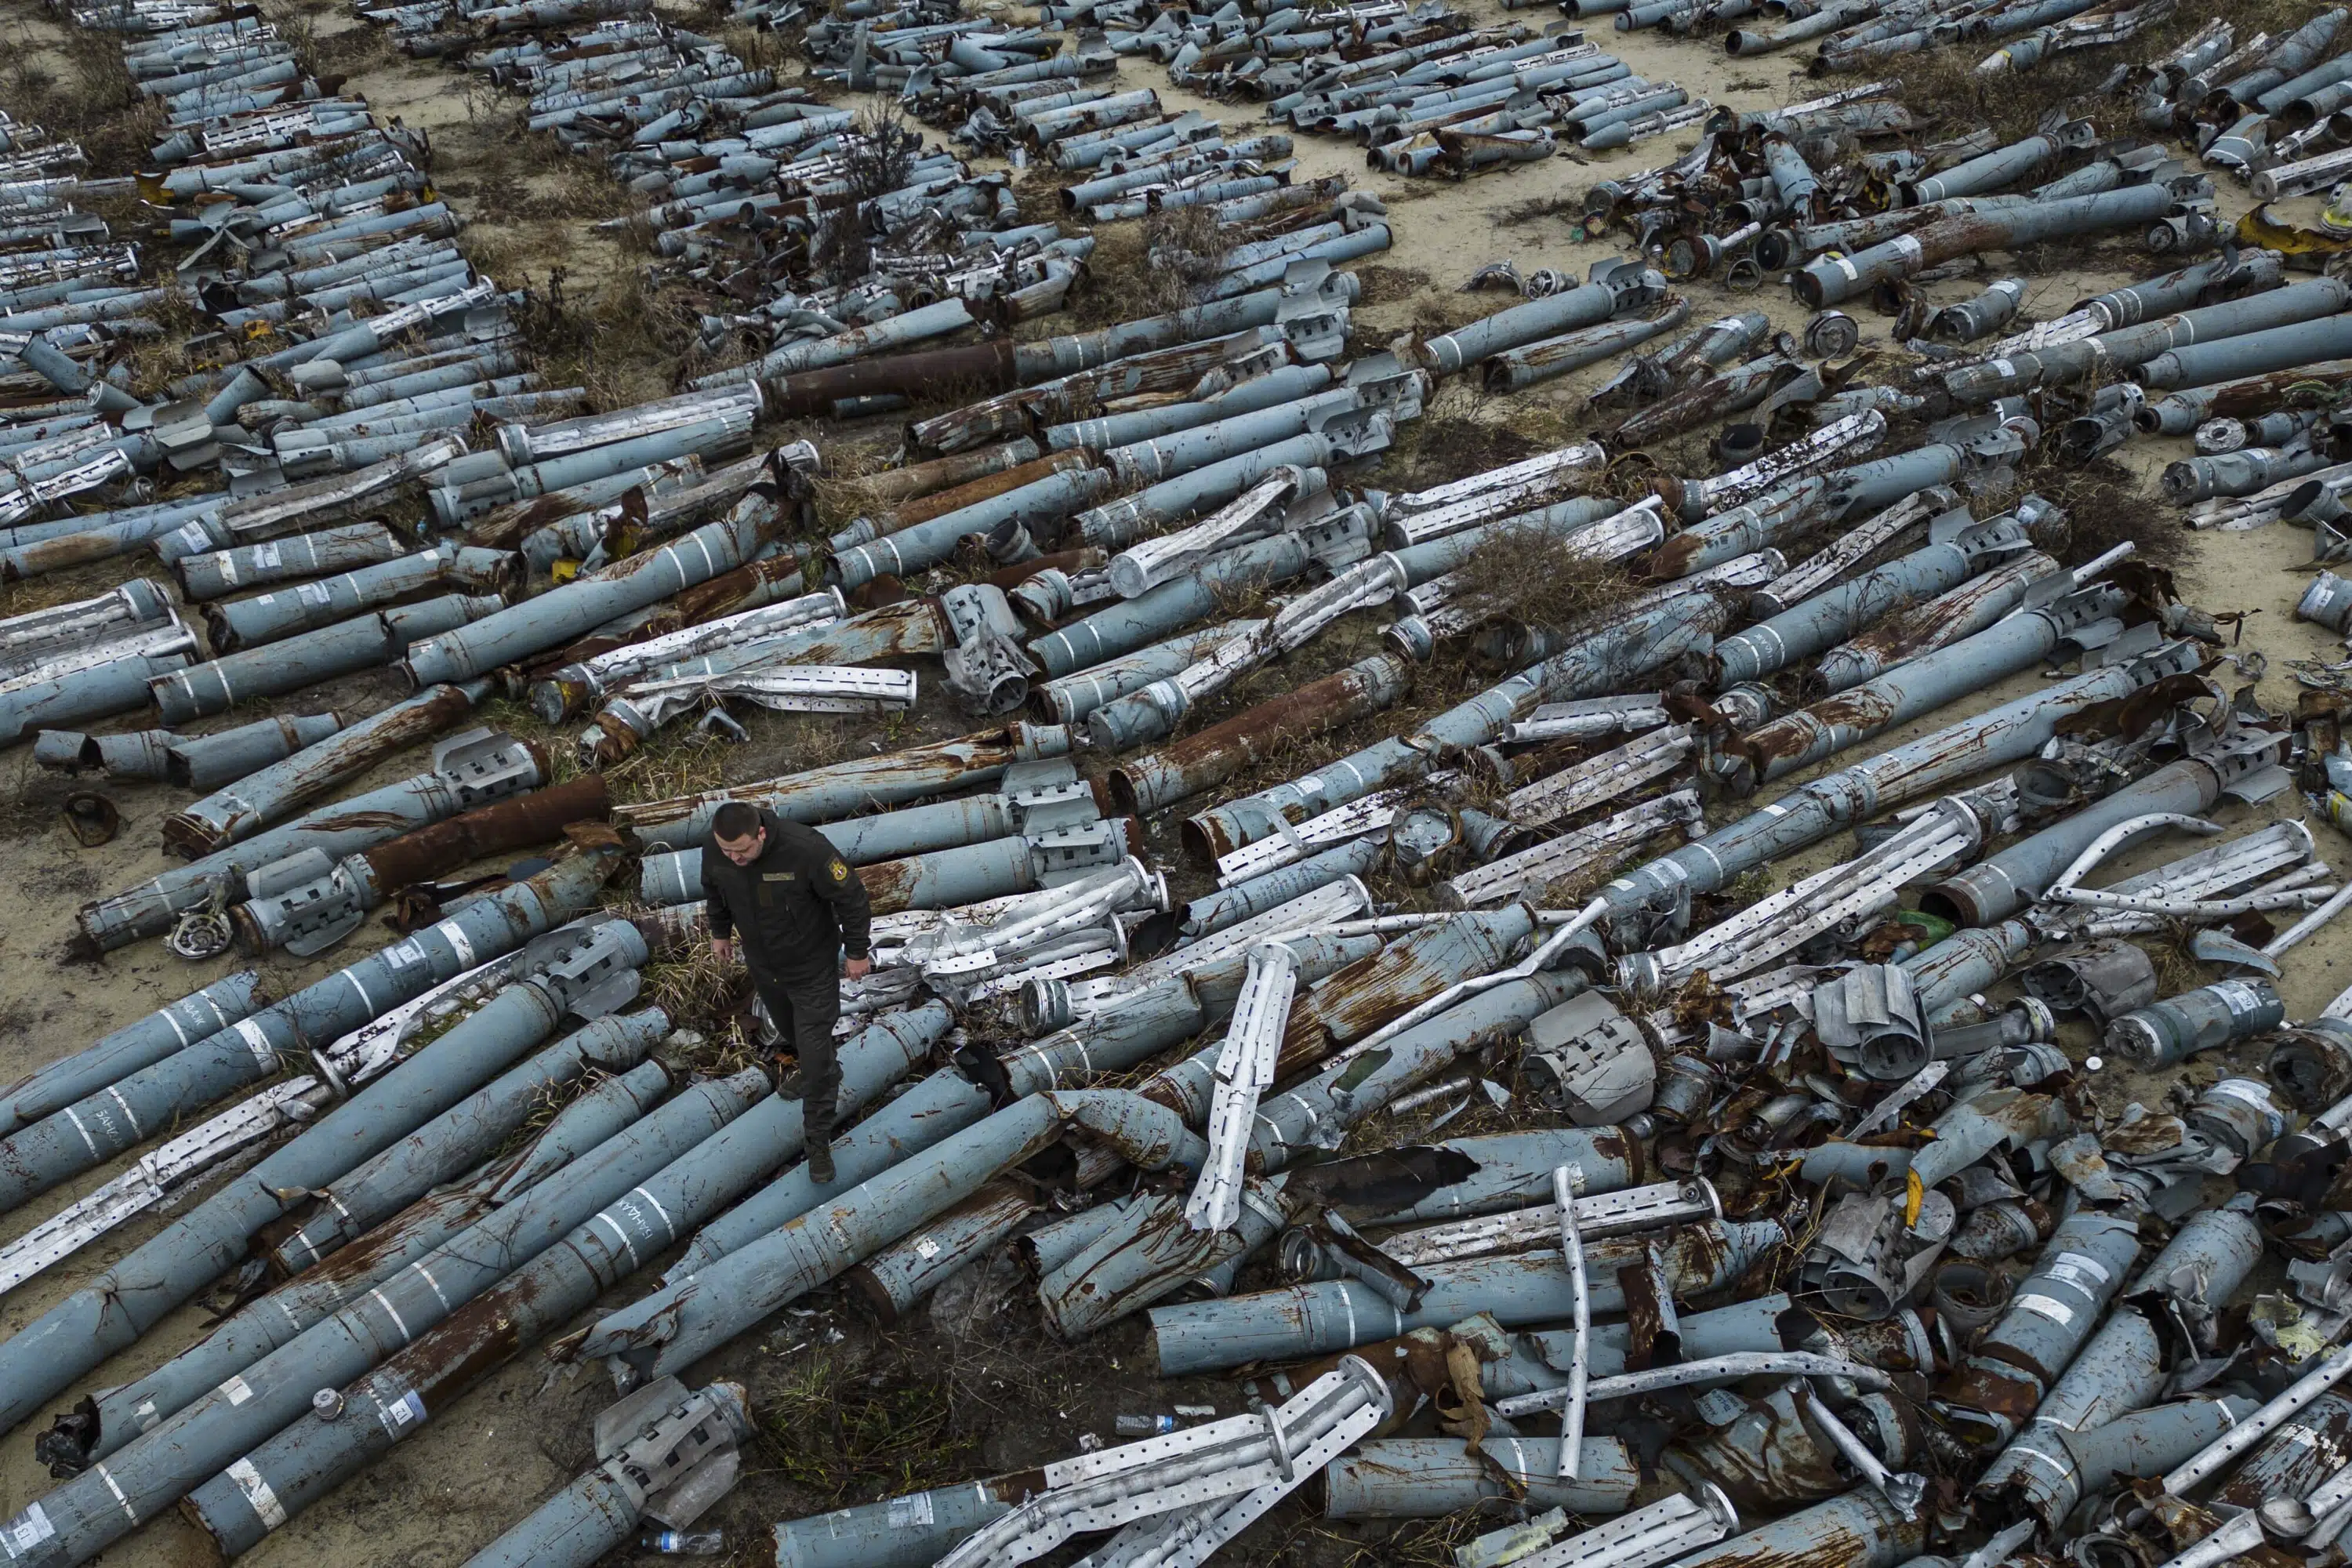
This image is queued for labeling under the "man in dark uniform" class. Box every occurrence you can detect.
[702,800,872,1183]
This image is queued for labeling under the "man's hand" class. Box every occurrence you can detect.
[710,938,735,964]
[844,956,871,981]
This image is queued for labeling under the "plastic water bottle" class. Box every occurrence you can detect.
[1115,1414,1181,1436]
[639,1530,724,1555]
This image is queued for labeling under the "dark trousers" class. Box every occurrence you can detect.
[751,968,842,1144]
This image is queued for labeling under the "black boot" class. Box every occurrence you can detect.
[808,1139,836,1184]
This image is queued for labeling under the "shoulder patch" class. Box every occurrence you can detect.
[829,858,850,881]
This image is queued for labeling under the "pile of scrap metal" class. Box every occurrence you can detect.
[21,323,2352,1568]
[527,229,2352,1568]
[1664,11,2352,221]
[0,0,1069,977]
[1574,0,2183,71]
[1065,4,1703,174]
[1575,86,2216,307]
[1879,249,2352,518]
[2121,13,2352,189]
[354,8,1094,380]
[922,75,1320,223]
[1587,1,2352,217]
[0,39,514,583]
[735,251,1419,579]
[29,8,2352,1568]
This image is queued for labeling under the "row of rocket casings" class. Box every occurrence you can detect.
[0,278,1399,828]
[448,19,1096,332]
[0,20,556,508]
[325,0,2352,322]
[815,0,1692,178]
[0,387,806,741]
[0,324,2026,966]
[746,240,2352,590]
[485,19,1393,343]
[16,224,2352,840]
[1040,19,1711,171]
[381,0,1708,216]
[0,260,1390,808]
[0,238,1062,521]
[0,1,841,685]
[1570,103,2234,304]
[32,244,2352,964]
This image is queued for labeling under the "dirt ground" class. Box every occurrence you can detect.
[1,0,2348,1563]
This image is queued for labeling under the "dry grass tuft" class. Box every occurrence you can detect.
[2013,453,2189,571]
[0,751,70,843]
[1880,45,2045,144]
[1009,170,1065,230]
[767,709,902,775]
[288,17,380,76]
[1354,263,1435,305]
[755,1350,982,1506]
[107,289,212,401]
[1145,203,1230,280]
[809,468,895,535]
[1316,1513,1486,1567]
[1452,523,1646,640]
[1,26,158,175]
[512,264,707,412]
[0,555,155,622]
[644,943,757,1048]
[713,20,789,75]
[1497,190,1584,228]
[1069,205,1222,327]
[512,160,638,225]
[601,726,735,808]
[1375,407,1551,495]
[2144,925,2209,1007]
[811,107,920,287]
[494,1069,598,1149]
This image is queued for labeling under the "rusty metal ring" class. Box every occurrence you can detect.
[1604,448,1661,486]
[167,909,233,962]
[60,791,118,848]
[1803,310,1860,358]
[1930,1261,2009,1334]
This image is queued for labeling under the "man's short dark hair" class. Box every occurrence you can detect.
[713,802,760,840]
